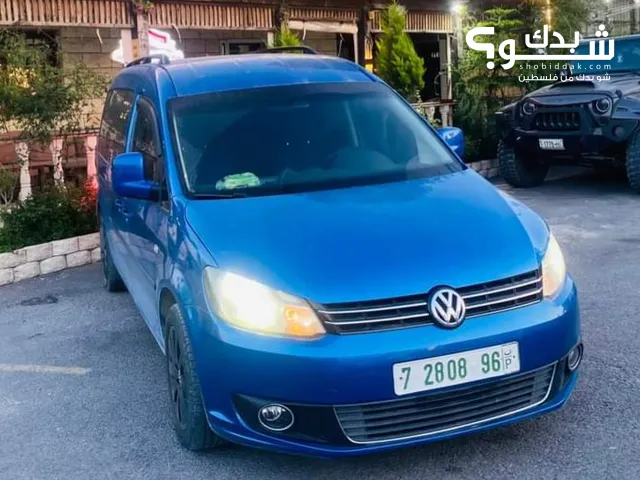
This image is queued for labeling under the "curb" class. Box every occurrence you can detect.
[0,232,101,286]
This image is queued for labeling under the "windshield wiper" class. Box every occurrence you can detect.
[192,192,248,199]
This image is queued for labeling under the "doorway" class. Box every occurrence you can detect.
[411,33,442,101]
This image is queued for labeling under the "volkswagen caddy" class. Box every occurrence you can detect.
[96,47,582,457]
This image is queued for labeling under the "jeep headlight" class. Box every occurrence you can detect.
[521,100,536,116]
[542,233,566,298]
[594,97,611,115]
[203,267,325,338]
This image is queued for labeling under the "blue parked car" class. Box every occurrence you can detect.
[96,46,582,457]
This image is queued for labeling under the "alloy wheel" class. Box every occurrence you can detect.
[167,327,187,428]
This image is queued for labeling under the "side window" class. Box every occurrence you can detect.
[99,89,134,162]
[132,99,163,184]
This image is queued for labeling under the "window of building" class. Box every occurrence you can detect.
[221,40,265,55]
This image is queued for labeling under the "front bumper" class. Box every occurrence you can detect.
[185,276,581,458]
[498,108,637,160]
[509,127,632,159]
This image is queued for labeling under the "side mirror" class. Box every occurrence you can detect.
[438,127,465,159]
[112,152,157,200]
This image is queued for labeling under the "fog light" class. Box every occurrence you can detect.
[567,344,583,371]
[614,125,625,137]
[258,404,294,432]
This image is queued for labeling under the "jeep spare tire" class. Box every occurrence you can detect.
[498,141,549,188]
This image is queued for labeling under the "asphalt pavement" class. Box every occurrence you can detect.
[1,170,640,480]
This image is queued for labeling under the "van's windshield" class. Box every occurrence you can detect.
[169,82,462,197]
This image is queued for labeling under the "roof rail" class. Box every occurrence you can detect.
[254,46,318,55]
[125,54,171,68]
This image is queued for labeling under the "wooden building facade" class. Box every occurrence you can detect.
[0,0,456,103]
[0,0,457,194]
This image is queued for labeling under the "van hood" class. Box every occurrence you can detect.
[185,170,549,304]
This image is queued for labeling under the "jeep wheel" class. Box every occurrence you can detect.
[625,132,640,193]
[498,141,549,188]
[100,224,125,292]
[165,303,225,451]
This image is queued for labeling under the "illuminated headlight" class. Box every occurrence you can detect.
[203,268,325,338]
[542,233,566,298]
[521,100,536,116]
[594,97,611,114]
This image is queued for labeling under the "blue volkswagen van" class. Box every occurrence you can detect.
[96,47,582,457]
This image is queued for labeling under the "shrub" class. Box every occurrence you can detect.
[375,2,425,101]
[0,182,97,252]
[0,28,106,145]
[272,27,302,48]
[452,7,530,162]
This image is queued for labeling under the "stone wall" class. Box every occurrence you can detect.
[59,27,124,128]
[467,159,499,180]
[0,233,101,286]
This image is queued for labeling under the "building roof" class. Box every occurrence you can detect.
[116,54,377,98]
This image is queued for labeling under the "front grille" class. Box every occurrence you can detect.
[532,111,581,130]
[335,364,555,444]
[316,268,543,334]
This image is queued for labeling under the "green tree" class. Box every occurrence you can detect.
[375,2,425,101]
[551,0,589,43]
[272,26,303,48]
[452,1,589,161]
[0,29,105,145]
[453,6,536,160]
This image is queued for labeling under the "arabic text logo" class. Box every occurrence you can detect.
[465,24,614,71]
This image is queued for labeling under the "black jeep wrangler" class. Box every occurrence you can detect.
[496,34,640,192]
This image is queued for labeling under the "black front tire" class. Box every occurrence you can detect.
[625,132,640,193]
[100,225,125,292]
[165,304,225,451]
[498,141,549,188]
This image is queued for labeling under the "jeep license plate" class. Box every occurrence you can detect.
[539,139,564,150]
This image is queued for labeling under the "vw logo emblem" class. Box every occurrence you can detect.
[428,288,466,329]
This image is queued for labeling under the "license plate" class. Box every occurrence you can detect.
[393,343,520,396]
[539,138,564,150]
